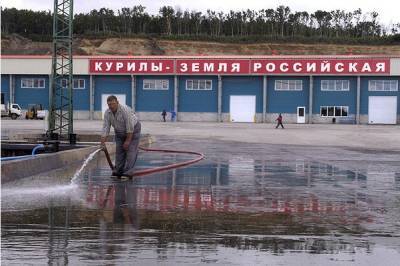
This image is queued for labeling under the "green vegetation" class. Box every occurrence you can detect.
[1,5,400,44]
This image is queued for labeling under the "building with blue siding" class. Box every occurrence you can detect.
[1,55,399,124]
[1,75,10,105]
[175,75,218,121]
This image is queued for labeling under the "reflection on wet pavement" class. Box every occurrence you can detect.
[2,140,400,265]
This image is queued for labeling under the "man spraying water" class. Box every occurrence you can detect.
[100,95,141,177]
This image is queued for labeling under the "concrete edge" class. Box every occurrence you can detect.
[1,134,154,184]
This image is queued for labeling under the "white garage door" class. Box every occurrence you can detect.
[368,96,397,124]
[230,95,256,122]
[102,94,126,118]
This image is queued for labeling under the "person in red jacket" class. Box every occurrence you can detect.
[275,113,284,129]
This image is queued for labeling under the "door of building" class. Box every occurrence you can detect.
[297,106,306,123]
[101,94,126,118]
[368,96,397,124]
[229,95,256,122]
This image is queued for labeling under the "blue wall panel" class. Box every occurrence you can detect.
[267,76,309,114]
[1,75,10,104]
[179,76,218,112]
[360,76,400,115]
[15,75,49,109]
[136,76,174,112]
[14,75,89,110]
[94,76,131,111]
[313,76,356,114]
[8,73,400,117]
[69,75,90,110]
[222,76,262,113]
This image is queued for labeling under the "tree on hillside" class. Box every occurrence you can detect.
[276,6,291,37]
[159,6,174,35]
[312,10,332,37]
[1,5,399,44]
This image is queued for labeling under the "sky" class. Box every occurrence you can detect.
[1,0,399,26]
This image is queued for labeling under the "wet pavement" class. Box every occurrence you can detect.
[2,137,400,265]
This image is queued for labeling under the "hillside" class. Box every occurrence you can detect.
[2,34,400,56]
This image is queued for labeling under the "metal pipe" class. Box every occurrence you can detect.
[263,75,267,123]
[32,144,45,155]
[356,76,361,124]
[309,76,313,124]
[131,75,136,112]
[1,155,34,161]
[1,144,45,161]
[89,75,94,120]
[174,75,178,121]
[218,75,222,122]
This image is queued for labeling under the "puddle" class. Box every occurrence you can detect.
[2,141,400,265]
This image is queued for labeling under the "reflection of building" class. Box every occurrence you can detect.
[85,161,373,225]
[367,170,397,190]
[396,173,400,189]
[131,163,229,186]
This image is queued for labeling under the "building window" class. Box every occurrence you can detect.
[61,78,85,89]
[186,79,212,90]
[21,78,45,88]
[321,80,350,91]
[275,80,303,91]
[320,106,348,117]
[143,79,169,90]
[368,80,398,91]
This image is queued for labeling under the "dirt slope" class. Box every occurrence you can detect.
[2,34,400,56]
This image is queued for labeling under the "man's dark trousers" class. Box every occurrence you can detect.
[114,121,141,176]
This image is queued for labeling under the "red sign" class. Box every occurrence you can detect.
[89,59,174,74]
[251,59,390,74]
[176,59,250,74]
[89,58,390,75]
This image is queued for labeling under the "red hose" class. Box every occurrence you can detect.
[102,145,204,178]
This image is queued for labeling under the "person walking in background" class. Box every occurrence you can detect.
[100,95,141,177]
[170,110,176,122]
[275,113,284,129]
[161,109,167,122]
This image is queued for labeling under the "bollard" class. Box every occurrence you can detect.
[69,133,77,145]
